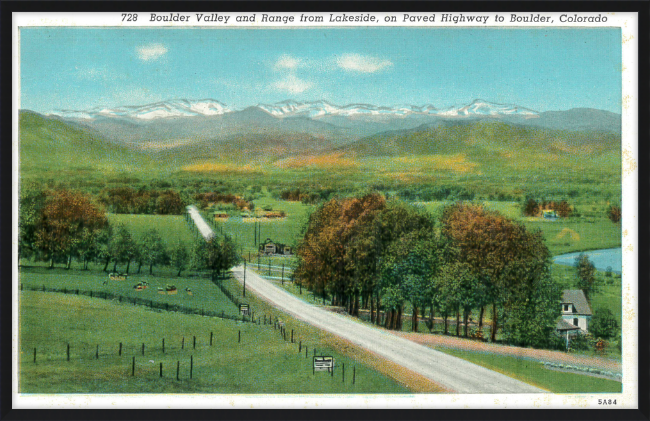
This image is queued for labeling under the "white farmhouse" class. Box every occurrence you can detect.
[557,289,592,335]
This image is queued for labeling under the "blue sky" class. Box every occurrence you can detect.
[20,27,621,113]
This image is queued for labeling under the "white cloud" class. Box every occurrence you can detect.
[271,74,313,94]
[274,54,302,70]
[336,54,393,73]
[136,43,168,61]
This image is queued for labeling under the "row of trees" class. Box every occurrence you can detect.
[522,198,573,218]
[98,187,185,215]
[19,187,240,276]
[294,194,561,347]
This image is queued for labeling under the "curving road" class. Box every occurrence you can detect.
[231,265,546,394]
[185,206,544,393]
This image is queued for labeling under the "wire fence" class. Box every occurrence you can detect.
[20,283,251,323]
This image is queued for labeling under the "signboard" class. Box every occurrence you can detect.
[239,304,250,316]
[313,356,334,372]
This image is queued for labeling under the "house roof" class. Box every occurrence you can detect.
[556,319,581,331]
[561,289,592,315]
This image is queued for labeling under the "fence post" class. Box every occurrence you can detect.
[119,342,122,356]
[176,361,180,381]
[210,332,213,346]
[96,345,99,359]
[238,331,241,343]
[342,363,345,383]
[291,329,294,343]
[182,337,184,350]
[353,367,356,385]
[162,338,165,353]
[299,341,301,353]
[34,347,36,363]
[142,343,145,356]
[67,343,70,361]
[193,336,196,350]
[160,362,163,377]
[305,346,308,358]
[132,356,135,376]
[190,355,193,379]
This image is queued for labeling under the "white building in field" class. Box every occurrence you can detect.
[556,289,592,335]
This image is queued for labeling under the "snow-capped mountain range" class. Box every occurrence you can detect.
[47,99,538,121]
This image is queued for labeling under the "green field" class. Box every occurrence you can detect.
[202,196,313,255]
[435,348,621,393]
[19,291,410,394]
[107,214,197,247]
[19,267,240,317]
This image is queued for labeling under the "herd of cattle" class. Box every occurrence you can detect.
[106,273,193,296]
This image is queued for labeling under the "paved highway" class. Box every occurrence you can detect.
[231,265,546,394]
[186,206,545,393]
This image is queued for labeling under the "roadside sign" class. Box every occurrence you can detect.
[239,304,250,316]
[313,356,334,372]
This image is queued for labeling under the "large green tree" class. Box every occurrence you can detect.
[440,203,550,342]
[140,229,167,275]
[575,253,597,300]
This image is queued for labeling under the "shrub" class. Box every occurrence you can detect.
[607,204,621,223]
[568,333,590,352]
[589,308,618,339]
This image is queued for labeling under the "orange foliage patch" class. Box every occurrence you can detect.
[275,153,358,169]
[182,162,260,173]
[396,154,478,173]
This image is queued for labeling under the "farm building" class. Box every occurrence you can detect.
[556,289,592,335]
[259,238,292,255]
[213,212,229,220]
[542,209,558,220]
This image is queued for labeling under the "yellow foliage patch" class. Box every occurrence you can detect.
[275,153,358,169]
[182,162,260,173]
[556,228,580,241]
[395,154,478,173]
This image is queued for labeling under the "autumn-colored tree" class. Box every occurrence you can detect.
[522,198,539,217]
[294,193,386,312]
[607,204,621,223]
[440,203,550,342]
[33,189,107,268]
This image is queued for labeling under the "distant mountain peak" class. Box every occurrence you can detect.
[46,98,545,121]
[48,98,233,120]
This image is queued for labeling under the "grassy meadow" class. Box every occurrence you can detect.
[435,348,621,393]
[19,291,411,394]
[106,214,197,247]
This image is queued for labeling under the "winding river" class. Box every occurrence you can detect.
[552,247,622,274]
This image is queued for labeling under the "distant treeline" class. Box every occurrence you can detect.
[398,186,475,202]
[194,192,253,211]
[522,198,574,218]
[278,188,332,204]
[98,187,185,215]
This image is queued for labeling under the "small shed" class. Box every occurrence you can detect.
[542,210,558,220]
[213,212,229,220]
[259,238,292,256]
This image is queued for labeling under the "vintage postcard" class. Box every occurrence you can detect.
[11,7,640,411]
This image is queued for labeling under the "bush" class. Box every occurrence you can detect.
[568,333,590,352]
[607,204,621,223]
[589,308,618,339]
